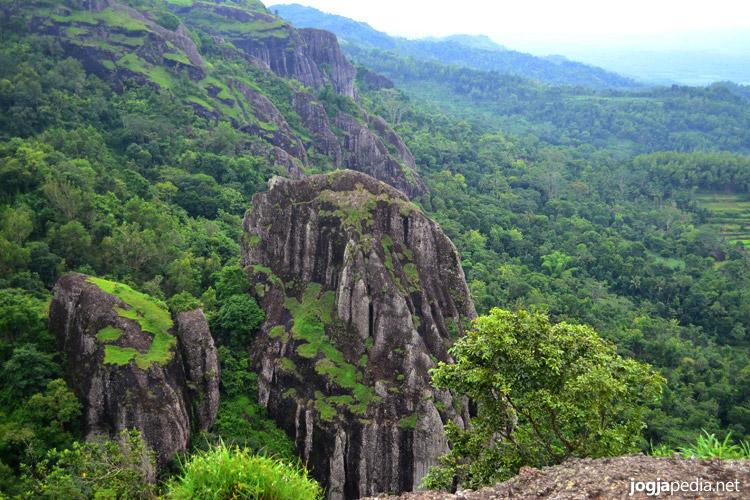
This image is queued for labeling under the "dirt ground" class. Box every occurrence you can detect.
[363,455,750,499]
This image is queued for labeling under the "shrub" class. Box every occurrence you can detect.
[212,295,264,348]
[422,308,665,490]
[21,429,156,499]
[166,443,322,499]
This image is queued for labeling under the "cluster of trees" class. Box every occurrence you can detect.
[360,84,750,449]
[2,0,750,496]
[348,46,750,153]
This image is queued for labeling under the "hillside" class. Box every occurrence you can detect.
[2,0,750,498]
[347,45,750,155]
[271,3,640,89]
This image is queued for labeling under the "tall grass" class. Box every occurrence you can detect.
[165,443,323,499]
[651,430,750,460]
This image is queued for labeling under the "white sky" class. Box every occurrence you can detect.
[265,0,750,54]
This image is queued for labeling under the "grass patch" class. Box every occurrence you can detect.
[165,442,322,499]
[651,430,750,459]
[284,282,378,419]
[87,276,176,370]
[96,325,123,342]
[103,345,138,365]
[696,192,750,246]
[116,53,175,89]
[398,414,418,429]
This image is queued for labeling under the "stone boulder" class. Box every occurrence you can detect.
[241,171,475,498]
[49,273,219,467]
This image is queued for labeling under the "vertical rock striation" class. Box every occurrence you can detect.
[49,273,219,467]
[241,171,475,498]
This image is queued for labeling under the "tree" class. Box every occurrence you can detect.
[422,308,664,490]
[211,295,264,349]
[1,344,59,404]
[21,429,156,499]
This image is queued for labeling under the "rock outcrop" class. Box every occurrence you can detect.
[241,171,475,498]
[335,113,427,199]
[363,455,750,499]
[292,91,343,166]
[49,273,219,467]
[171,1,356,97]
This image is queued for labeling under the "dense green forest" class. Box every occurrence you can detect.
[2,0,750,497]
[348,46,750,155]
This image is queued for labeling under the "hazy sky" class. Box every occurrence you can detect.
[265,0,750,54]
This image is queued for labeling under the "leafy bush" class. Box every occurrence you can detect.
[166,443,322,499]
[422,308,665,490]
[652,430,750,460]
[21,429,156,499]
[167,291,202,314]
[212,294,264,349]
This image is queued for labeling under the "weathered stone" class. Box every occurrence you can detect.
[49,273,219,468]
[241,171,475,498]
[233,81,309,165]
[292,91,343,166]
[335,113,427,199]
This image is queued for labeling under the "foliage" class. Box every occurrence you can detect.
[88,276,176,369]
[21,429,156,499]
[211,294,264,349]
[165,443,322,500]
[422,309,664,490]
[648,430,750,460]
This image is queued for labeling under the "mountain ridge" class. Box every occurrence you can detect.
[270,3,640,89]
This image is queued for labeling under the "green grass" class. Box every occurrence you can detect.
[87,277,176,370]
[116,53,175,89]
[252,264,284,288]
[398,414,418,429]
[696,192,750,246]
[96,325,123,342]
[165,443,322,499]
[103,345,138,365]
[651,430,750,459]
[163,52,191,65]
[283,282,378,419]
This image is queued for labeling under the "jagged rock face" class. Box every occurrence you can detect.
[49,273,219,467]
[335,113,427,199]
[173,2,356,97]
[299,28,356,98]
[292,91,343,166]
[233,81,309,165]
[241,171,475,498]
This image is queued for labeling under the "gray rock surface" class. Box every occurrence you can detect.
[49,273,219,467]
[241,171,475,498]
[363,455,750,499]
[335,113,427,199]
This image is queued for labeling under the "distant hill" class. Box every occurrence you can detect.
[427,34,507,52]
[270,3,640,89]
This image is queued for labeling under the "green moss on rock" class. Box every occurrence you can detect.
[87,277,176,370]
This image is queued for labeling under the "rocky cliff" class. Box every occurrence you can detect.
[241,171,475,498]
[21,0,427,198]
[49,273,220,467]
[171,1,356,97]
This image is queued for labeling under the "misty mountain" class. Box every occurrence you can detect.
[270,3,641,89]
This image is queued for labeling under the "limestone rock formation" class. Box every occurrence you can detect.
[171,2,356,97]
[292,91,343,166]
[49,273,219,467]
[241,171,476,498]
[335,113,427,199]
